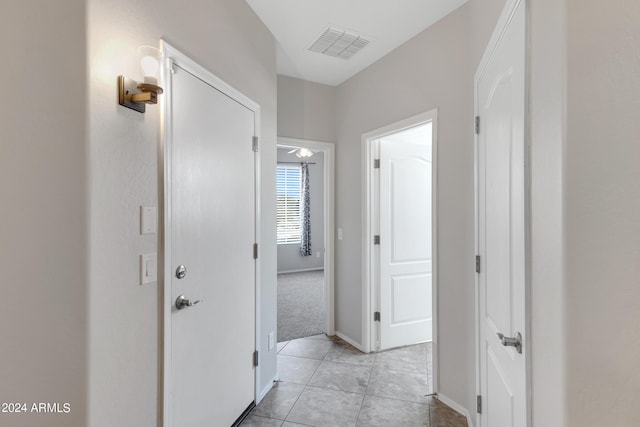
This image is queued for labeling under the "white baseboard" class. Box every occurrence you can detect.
[436,393,474,427]
[277,267,324,274]
[257,374,278,403]
[335,331,366,352]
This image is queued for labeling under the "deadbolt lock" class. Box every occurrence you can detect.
[176,265,187,279]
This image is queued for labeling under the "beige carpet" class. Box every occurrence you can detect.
[278,270,325,342]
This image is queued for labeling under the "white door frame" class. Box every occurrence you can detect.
[277,137,335,335]
[160,40,263,424]
[361,109,438,384]
[474,0,531,424]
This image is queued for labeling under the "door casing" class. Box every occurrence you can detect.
[159,40,263,425]
[474,0,532,425]
[276,137,336,336]
[361,109,438,389]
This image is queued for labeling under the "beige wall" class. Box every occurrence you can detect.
[529,0,568,424]
[278,75,337,143]
[276,76,335,275]
[87,0,277,425]
[0,2,89,427]
[333,0,505,415]
[565,0,640,425]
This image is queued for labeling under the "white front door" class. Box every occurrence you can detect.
[476,1,527,426]
[378,124,433,350]
[169,62,256,426]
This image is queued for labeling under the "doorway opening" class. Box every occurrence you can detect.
[362,110,438,392]
[276,138,335,343]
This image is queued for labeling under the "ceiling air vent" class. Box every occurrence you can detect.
[308,27,370,60]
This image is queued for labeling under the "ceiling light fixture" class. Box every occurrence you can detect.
[288,147,315,159]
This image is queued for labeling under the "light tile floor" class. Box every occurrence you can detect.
[241,335,467,427]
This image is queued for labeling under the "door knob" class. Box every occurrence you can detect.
[497,332,522,354]
[175,294,202,310]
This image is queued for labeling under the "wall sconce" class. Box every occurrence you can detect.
[118,46,163,113]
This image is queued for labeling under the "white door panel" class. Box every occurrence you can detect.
[390,157,432,262]
[379,131,432,350]
[476,1,527,426]
[390,274,432,324]
[487,347,514,426]
[170,63,256,426]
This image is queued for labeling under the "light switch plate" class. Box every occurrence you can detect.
[140,206,157,235]
[338,228,343,241]
[268,332,275,350]
[140,253,157,285]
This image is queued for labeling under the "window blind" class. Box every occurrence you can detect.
[276,165,302,244]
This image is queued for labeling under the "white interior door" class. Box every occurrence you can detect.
[378,126,432,350]
[169,63,256,426]
[476,1,527,426]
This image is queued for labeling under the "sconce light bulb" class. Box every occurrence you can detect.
[140,56,159,84]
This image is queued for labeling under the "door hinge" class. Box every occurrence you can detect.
[475,116,480,135]
[253,243,258,259]
[374,159,380,169]
[475,255,481,273]
[253,350,259,367]
[477,395,482,414]
[374,311,381,322]
[374,235,380,245]
[252,136,259,152]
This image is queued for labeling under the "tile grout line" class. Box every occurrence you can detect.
[280,350,326,424]
[270,336,334,425]
[279,340,337,361]
[363,391,432,406]
[279,354,327,361]
[366,347,433,406]
[277,341,290,353]
[372,363,429,377]
[353,391,367,427]
[280,384,305,424]
[363,362,376,395]
[247,413,286,425]
[354,362,376,426]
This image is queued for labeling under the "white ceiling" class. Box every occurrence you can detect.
[246,0,469,86]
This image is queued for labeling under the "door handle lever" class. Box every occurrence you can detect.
[175,294,202,310]
[497,332,522,354]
